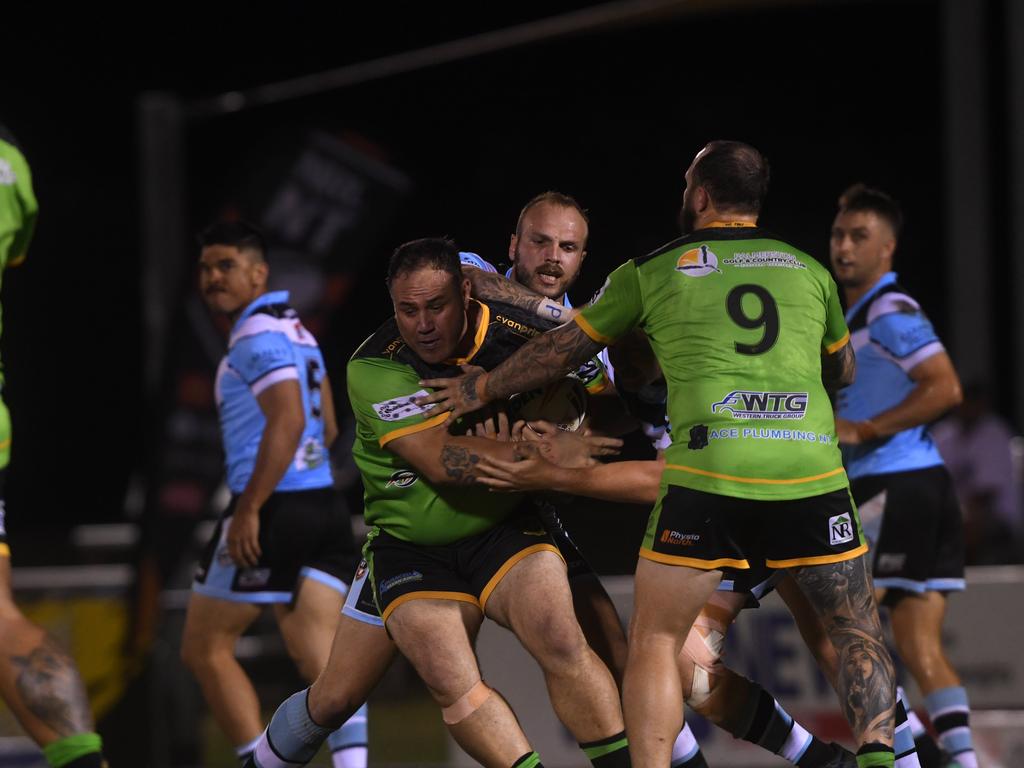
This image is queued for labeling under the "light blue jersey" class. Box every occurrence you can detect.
[215,291,333,493]
[838,273,946,479]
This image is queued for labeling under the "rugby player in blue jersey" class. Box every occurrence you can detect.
[181,222,366,767]
[831,185,976,768]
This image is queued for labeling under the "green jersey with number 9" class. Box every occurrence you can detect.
[576,225,850,501]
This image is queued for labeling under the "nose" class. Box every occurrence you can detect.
[416,312,434,333]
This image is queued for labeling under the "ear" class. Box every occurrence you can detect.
[508,233,518,263]
[881,236,897,264]
[252,260,269,287]
[694,186,711,214]
[461,277,472,306]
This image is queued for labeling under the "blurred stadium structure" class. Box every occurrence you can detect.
[2,0,1024,765]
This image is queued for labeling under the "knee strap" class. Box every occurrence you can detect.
[442,680,493,725]
[682,622,727,707]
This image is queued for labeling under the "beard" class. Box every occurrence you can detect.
[677,201,697,235]
[512,250,576,300]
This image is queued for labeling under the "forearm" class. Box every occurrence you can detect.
[434,436,539,485]
[856,379,961,439]
[466,269,572,324]
[237,418,304,510]
[548,460,663,504]
[480,323,604,402]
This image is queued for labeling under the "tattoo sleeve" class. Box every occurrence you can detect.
[791,556,895,745]
[483,323,604,401]
[466,269,571,324]
[11,635,94,736]
[821,343,856,397]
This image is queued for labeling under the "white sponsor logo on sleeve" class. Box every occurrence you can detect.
[373,390,432,422]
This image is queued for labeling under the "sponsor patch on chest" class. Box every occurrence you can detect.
[373,390,432,421]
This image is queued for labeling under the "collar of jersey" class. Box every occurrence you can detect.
[704,220,758,228]
[503,267,573,308]
[444,299,490,365]
[843,272,897,324]
[232,290,290,333]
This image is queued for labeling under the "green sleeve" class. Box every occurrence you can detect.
[576,260,644,345]
[0,141,37,266]
[822,275,850,353]
[346,357,448,447]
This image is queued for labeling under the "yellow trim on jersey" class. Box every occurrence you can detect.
[639,548,750,570]
[0,543,9,558]
[824,331,851,355]
[584,376,609,395]
[0,438,11,452]
[379,412,450,447]
[766,543,867,569]
[381,590,481,623]
[479,543,563,611]
[704,220,757,228]
[445,300,490,365]
[574,314,616,346]
[665,464,847,486]
[8,252,27,268]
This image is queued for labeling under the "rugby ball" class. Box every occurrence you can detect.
[508,375,587,432]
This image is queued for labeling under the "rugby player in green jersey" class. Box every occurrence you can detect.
[348,238,630,768]
[0,124,108,767]
[420,141,899,768]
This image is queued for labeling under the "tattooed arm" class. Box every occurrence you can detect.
[821,340,856,398]
[464,267,575,325]
[388,418,621,487]
[418,321,605,422]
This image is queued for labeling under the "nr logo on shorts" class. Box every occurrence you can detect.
[828,514,854,545]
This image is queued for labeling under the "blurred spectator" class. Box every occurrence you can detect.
[932,382,1024,564]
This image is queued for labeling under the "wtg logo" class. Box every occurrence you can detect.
[675,244,721,278]
[712,391,808,420]
[829,514,855,545]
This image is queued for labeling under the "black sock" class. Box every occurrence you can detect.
[512,751,544,768]
[580,731,631,767]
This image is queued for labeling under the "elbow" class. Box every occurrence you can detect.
[946,379,963,410]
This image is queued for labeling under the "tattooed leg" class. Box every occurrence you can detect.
[0,607,94,746]
[790,554,896,748]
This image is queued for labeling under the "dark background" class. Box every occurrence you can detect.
[0,0,1007,536]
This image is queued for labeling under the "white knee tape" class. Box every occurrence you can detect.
[683,625,725,707]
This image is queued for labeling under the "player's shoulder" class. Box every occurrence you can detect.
[350,316,407,363]
[229,301,301,346]
[865,288,923,325]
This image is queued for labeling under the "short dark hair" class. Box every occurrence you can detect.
[515,191,589,237]
[837,183,903,238]
[692,140,770,215]
[198,220,267,261]
[387,237,463,288]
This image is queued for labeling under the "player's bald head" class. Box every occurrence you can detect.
[691,140,770,215]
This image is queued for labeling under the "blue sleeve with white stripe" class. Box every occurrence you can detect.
[228,331,297,386]
[869,310,940,359]
[459,251,498,273]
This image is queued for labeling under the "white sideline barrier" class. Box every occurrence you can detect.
[451,566,1024,768]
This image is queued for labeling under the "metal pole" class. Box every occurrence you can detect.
[137,92,187,405]
[1008,0,1024,427]
[943,0,992,386]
